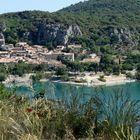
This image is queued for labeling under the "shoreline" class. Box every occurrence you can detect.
[50,73,137,87]
[2,73,137,88]
[51,79,137,87]
[3,74,33,87]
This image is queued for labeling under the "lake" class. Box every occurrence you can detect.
[12,81,140,101]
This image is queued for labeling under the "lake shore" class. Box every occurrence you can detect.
[3,74,33,87]
[52,75,136,87]
[2,73,136,87]
[45,73,137,87]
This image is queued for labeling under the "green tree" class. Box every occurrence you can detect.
[56,67,68,76]
[0,73,6,83]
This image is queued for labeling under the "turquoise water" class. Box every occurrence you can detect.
[13,81,140,101]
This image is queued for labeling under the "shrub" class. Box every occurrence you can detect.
[0,73,6,82]
[98,75,106,82]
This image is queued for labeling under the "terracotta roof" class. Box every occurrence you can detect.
[81,57,100,63]
[0,58,17,63]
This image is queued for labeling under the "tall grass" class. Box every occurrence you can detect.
[0,84,140,140]
[92,88,140,139]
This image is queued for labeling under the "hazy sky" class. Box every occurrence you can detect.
[0,0,82,14]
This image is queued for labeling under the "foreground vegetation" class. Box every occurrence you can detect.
[0,84,140,140]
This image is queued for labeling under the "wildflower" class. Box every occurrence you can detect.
[37,112,42,118]
[26,108,33,113]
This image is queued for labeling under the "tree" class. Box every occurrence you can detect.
[113,65,120,75]
[121,63,133,71]
[135,72,140,80]
[99,54,114,72]
[45,42,54,50]
[137,63,140,72]
[110,34,119,44]
[56,67,68,76]
[0,73,6,83]
[0,21,6,32]
[61,74,69,81]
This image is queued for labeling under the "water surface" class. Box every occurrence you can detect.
[12,81,140,101]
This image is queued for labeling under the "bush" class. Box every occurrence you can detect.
[61,74,69,81]
[0,73,6,82]
[31,72,51,81]
[98,75,106,82]
[56,67,68,76]
[135,72,140,80]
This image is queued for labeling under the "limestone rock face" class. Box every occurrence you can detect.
[37,23,82,45]
[105,27,135,46]
[0,33,5,46]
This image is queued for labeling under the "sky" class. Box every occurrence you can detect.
[0,0,82,14]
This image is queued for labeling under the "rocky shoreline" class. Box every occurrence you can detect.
[2,73,136,88]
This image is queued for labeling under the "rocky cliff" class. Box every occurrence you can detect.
[37,22,82,45]
[105,26,136,46]
[0,33,5,46]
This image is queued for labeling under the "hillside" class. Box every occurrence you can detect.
[61,0,140,15]
[59,0,140,51]
[0,0,140,53]
[60,0,140,27]
[0,11,84,48]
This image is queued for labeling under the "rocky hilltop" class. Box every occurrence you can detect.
[0,0,140,52]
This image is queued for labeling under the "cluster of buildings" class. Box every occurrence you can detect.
[0,33,76,67]
[0,33,101,67]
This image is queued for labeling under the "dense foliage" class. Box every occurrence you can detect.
[0,0,140,53]
[0,84,140,139]
[0,62,51,81]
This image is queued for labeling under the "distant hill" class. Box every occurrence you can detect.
[59,0,140,52]
[61,0,140,15]
[0,0,140,53]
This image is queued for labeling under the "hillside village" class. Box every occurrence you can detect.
[0,32,136,86]
[0,32,100,67]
